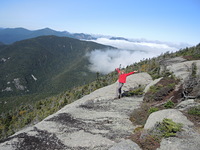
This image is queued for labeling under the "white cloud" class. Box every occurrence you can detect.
[93,38,179,53]
[87,49,149,74]
[86,38,186,74]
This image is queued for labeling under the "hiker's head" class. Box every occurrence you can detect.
[120,70,125,74]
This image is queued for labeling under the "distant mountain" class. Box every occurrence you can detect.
[0,27,96,44]
[110,37,129,41]
[0,35,114,98]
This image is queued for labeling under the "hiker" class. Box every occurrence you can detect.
[115,68,138,99]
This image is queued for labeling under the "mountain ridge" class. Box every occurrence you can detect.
[0,27,96,44]
[0,35,114,113]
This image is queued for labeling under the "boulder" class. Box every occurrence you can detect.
[166,60,200,81]
[144,109,200,150]
[144,109,193,130]
[176,99,200,111]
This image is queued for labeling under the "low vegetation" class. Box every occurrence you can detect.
[144,76,179,102]
[185,105,200,132]
[148,107,159,114]
[122,86,145,97]
[188,106,200,116]
[130,118,182,150]
[130,103,150,125]
[156,118,183,137]
[164,100,175,109]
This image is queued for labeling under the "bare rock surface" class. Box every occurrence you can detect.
[166,59,200,81]
[176,99,200,111]
[0,73,152,150]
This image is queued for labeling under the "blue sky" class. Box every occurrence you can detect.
[0,0,199,45]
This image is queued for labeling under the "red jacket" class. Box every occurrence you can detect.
[116,68,135,83]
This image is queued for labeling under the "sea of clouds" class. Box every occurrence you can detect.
[86,38,189,74]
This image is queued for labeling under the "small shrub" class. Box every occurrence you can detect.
[148,107,159,114]
[157,118,182,137]
[191,62,197,78]
[168,83,176,89]
[19,110,27,116]
[164,100,174,108]
[150,74,162,80]
[149,84,163,94]
[140,134,160,150]
[123,87,144,97]
[130,129,160,150]
[188,106,200,116]
[131,87,145,95]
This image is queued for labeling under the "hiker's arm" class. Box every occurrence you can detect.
[126,70,138,76]
[115,68,120,73]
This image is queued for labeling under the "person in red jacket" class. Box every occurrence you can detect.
[115,68,138,99]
